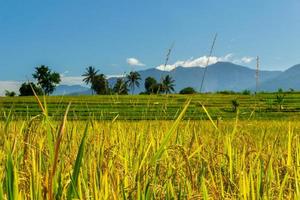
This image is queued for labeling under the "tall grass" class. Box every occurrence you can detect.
[0,97,300,199]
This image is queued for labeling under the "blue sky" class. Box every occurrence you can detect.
[0,0,299,88]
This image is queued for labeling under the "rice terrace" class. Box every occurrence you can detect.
[1,1,300,199]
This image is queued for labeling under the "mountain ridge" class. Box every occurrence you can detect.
[53,62,300,95]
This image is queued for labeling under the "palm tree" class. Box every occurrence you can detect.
[91,74,108,95]
[126,71,141,94]
[82,66,99,94]
[161,75,175,94]
[113,78,129,95]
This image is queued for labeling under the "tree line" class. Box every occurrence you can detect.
[5,65,197,96]
[80,66,178,95]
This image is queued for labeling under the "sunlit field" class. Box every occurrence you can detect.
[0,94,300,199]
[1,93,300,120]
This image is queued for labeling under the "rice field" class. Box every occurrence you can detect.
[0,94,300,199]
[1,93,300,121]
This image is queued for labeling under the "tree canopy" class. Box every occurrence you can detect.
[19,82,43,96]
[113,78,128,95]
[126,71,141,94]
[91,74,108,95]
[161,75,175,94]
[179,87,197,94]
[144,77,158,94]
[32,65,61,95]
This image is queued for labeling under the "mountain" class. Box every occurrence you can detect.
[107,62,281,93]
[53,62,300,95]
[53,85,91,95]
[259,64,300,91]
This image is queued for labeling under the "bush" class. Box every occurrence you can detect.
[5,90,16,97]
[242,90,251,95]
[216,90,236,94]
[179,87,197,94]
[231,99,240,112]
[19,82,43,96]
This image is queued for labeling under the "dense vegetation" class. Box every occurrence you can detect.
[0,97,300,199]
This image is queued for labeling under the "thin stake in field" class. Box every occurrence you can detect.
[253,56,260,113]
[199,33,218,93]
[164,42,175,71]
[158,42,175,94]
[255,56,260,95]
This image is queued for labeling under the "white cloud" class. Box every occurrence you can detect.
[241,57,255,64]
[106,74,125,79]
[232,56,255,65]
[126,58,145,66]
[156,54,255,71]
[0,81,21,96]
[156,54,233,71]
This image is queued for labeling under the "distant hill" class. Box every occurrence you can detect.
[259,64,300,91]
[53,85,91,96]
[108,62,281,93]
[52,62,300,95]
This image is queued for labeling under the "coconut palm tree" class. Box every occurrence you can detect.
[113,78,129,95]
[126,71,141,94]
[91,74,108,95]
[161,75,175,94]
[82,66,99,84]
[82,66,99,94]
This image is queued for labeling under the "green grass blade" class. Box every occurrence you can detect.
[151,99,191,163]
[67,121,89,200]
[5,152,17,200]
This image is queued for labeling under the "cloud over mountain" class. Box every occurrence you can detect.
[156,54,255,71]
